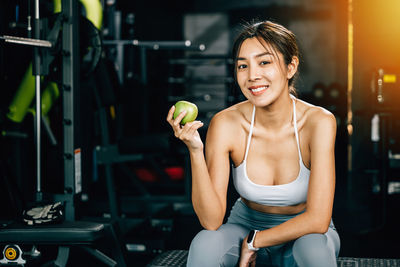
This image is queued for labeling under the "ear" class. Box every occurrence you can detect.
[287,56,299,80]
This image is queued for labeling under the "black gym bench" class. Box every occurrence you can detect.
[0,220,127,266]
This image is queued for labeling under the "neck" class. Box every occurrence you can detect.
[255,93,294,129]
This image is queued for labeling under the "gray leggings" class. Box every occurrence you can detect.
[187,198,340,267]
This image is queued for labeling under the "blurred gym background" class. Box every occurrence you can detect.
[0,0,399,266]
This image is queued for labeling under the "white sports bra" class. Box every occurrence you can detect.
[232,99,310,206]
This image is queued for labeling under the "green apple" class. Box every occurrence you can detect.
[173,100,198,125]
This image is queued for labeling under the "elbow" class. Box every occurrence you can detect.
[312,218,331,234]
[202,224,221,231]
[200,218,223,231]
[314,224,329,234]
[305,212,331,234]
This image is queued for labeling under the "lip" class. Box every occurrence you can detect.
[248,85,268,90]
[248,85,269,96]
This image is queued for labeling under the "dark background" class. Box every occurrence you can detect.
[1,0,400,265]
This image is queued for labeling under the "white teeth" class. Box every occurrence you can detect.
[251,86,268,92]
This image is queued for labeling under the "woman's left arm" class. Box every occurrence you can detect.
[252,109,337,248]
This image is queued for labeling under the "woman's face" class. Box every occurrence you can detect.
[236,37,297,107]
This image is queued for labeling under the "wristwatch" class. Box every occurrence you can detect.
[247,230,259,251]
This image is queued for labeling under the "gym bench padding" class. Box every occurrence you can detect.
[0,220,127,266]
[146,250,400,267]
[0,221,104,244]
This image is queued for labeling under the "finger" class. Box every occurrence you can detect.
[173,110,187,127]
[187,121,204,135]
[178,122,195,140]
[181,120,195,128]
[238,255,251,267]
[251,260,256,267]
[166,105,175,123]
[182,120,202,132]
[179,123,200,141]
[181,120,199,130]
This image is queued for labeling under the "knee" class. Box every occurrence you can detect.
[293,234,336,267]
[189,229,223,253]
[187,230,225,266]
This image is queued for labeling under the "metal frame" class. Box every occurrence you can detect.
[93,39,204,218]
[0,1,128,266]
[61,0,80,221]
[33,0,42,202]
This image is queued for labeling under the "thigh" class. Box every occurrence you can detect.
[292,228,340,267]
[187,223,250,267]
[325,226,341,258]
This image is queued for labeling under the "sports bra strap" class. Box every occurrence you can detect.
[244,99,302,162]
[292,99,302,160]
[244,105,256,161]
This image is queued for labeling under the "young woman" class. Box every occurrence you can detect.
[166,20,340,267]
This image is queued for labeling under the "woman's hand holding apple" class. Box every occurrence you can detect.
[166,101,204,151]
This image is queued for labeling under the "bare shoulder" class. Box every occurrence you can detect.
[206,101,251,151]
[209,101,250,128]
[296,99,337,148]
[297,99,336,131]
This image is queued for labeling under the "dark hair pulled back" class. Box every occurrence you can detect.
[232,21,300,95]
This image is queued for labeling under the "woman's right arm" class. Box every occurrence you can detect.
[166,106,232,230]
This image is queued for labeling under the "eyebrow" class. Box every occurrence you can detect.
[236,52,273,61]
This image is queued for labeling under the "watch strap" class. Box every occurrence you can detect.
[247,230,259,251]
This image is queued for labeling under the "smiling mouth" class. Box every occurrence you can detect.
[249,85,269,95]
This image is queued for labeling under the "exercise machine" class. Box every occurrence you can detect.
[0,0,126,266]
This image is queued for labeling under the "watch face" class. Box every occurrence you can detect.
[247,230,255,244]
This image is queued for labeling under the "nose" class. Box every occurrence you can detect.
[248,65,261,81]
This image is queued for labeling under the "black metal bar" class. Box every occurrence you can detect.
[114,11,124,84]
[42,115,58,146]
[62,0,79,220]
[80,247,117,267]
[103,223,128,267]
[379,113,389,228]
[0,35,52,47]
[139,47,148,133]
[32,0,42,202]
[53,246,70,267]
[103,39,206,51]
[104,165,119,219]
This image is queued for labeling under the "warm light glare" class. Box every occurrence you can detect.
[383,74,396,83]
[355,0,400,73]
[347,0,353,172]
